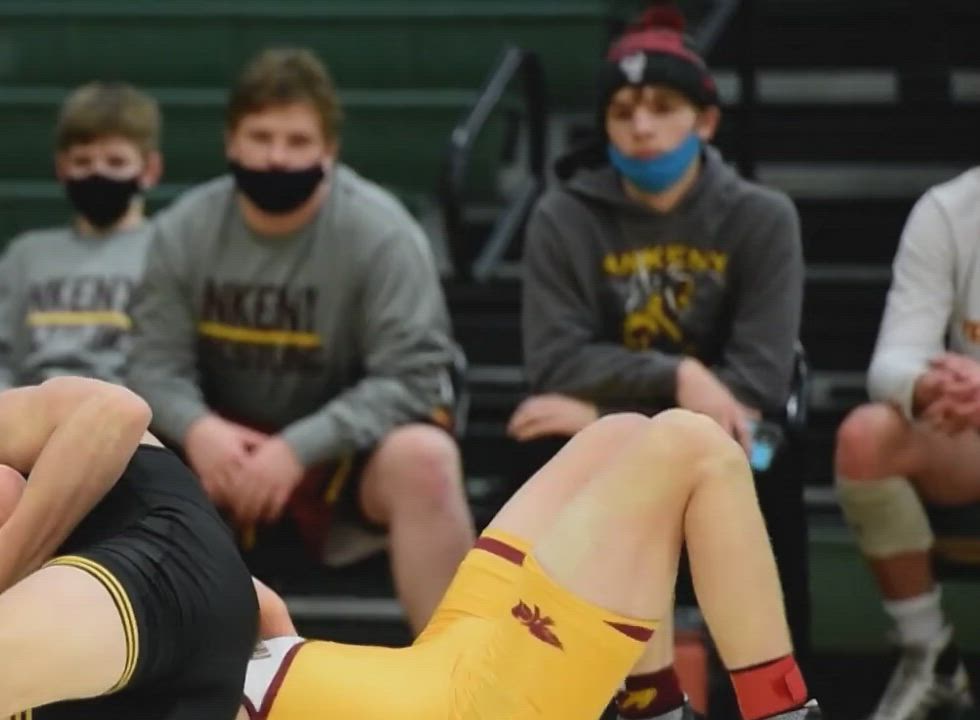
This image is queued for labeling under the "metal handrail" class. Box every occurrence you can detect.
[692,0,741,54]
[440,45,547,281]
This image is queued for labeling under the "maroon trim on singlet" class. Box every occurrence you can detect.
[474,536,527,566]
[246,641,308,720]
[605,621,655,642]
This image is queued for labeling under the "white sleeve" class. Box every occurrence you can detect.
[867,192,955,419]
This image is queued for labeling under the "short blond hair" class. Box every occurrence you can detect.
[226,48,343,142]
[55,82,161,154]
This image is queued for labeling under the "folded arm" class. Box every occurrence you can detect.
[0,377,152,589]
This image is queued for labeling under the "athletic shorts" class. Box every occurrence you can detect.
[240,415,456,562]
[24,501,258,720]
[258,530,658,719]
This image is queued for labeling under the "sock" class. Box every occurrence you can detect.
[616,666,686,719]
[882,587,945,647]
[730,655,808,720]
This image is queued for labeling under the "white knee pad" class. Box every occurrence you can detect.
[836,476,934,558]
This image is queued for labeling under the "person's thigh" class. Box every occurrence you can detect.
[42,508,256,720]
[451,556,653,720]
[484,413,650,545]
[268,638,456,719]
[414,415,650,642]
[908,425,980,505]
[149,506,258,718]
[0,564,128,716]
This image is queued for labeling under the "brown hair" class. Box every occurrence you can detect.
[226,48,343,141]
[55,82,161,154]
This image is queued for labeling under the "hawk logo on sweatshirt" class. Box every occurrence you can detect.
[603,245,728,351]
[197,280,324,372]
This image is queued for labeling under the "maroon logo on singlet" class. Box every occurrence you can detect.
[511,600,563,650]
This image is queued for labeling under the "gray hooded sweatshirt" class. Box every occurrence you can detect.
[522,146,803,414]
[127,166,458,467]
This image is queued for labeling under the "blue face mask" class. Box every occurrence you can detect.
[608,133,702,193]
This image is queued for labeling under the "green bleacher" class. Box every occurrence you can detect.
[0,0,616,242]
[0,1,608,106]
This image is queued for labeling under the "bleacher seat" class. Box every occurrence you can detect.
[0,1,610,109]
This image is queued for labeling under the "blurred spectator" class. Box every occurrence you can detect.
[509,5,806,716]
[127,48,474,634]
[835,168,980,720]
[0,82,161,389]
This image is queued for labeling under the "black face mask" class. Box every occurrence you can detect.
[229,160,326,214]
[64,174,141,229]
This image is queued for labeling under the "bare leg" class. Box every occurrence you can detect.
[836,403,980,600]
[457,410,804,720]
[490,415,684,710]
[629,612,676,673]
[0,565,128,715]
[254,576,297,638]
[835,403,978,717]
[416,414,657,648]
[532,409,791,668]
[485,413,652,542]
[360,424,475,633]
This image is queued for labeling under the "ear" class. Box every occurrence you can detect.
[695,106,721,142]
[139,151,163,190]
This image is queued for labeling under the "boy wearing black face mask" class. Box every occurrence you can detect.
[127,48,473,637]
[0,82,162,390]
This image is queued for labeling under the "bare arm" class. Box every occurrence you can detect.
[0,377,152,589]
[254,576,297,638]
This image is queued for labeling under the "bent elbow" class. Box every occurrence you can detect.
[108,389,153,436]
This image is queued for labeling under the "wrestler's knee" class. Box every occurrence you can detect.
[652,408,743,460]
[638,409,746,482]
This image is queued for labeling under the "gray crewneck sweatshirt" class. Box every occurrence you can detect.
[522,146,803,414]
[127,166,458,466]
[0,224,151,389]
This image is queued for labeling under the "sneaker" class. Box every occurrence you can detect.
[766,699,823,719]
[868,626,974,720]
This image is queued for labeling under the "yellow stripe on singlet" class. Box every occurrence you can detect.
[45,556,139,692]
